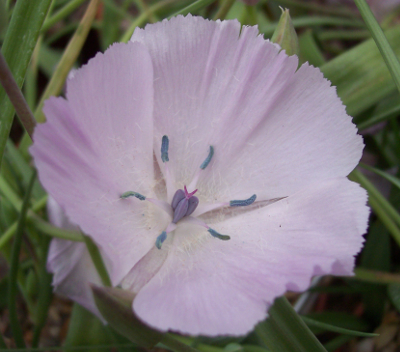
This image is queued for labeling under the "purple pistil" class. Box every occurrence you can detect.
[171,186,199,223]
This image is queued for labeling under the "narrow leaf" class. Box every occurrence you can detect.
[256,296,327,352]
[301,316,378,337]
[354,0,400,95]
[355,268,400,284]
[0,0,52,166]
[321,25,400,116]
[8,171,37,348]
[91,285,164,348]
[359,163,400,192]
[19,0,99,154]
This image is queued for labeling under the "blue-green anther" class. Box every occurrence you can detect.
[161,135,169,162]
[230,194,256,207]
[208,228,230,241]
[120,191,146,201]
[200,146,214,170]
[156,231,167,249]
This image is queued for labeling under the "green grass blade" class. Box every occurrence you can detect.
[0,195,46,249]
[29,216,84,242]
[35,0,99,124]
[357,93,400,130]
[18,0,99,155]
[354,0,400,95]
[354,268,400,284]
[7,170,37,348]
[42,0,90,32]
[213,0,235,21]
[0,0,8,36]
[301,316,378,337]
[320,25,400,116]
[256,296,327,352]
[0,0,53,166]
[359,163,400,192]
[31,236,53,348]
[261,16,365,37]
[299,30,326,67]
[349,170,400,238]
[168,0,216,18]
[120,0,177,43]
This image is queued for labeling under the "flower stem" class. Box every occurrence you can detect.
[0,51,36,139]
[213,0,235,21]
[83,235,112,287]
[8,170,37,348]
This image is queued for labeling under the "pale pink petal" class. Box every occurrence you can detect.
[46,197,104,320]
[31,42,160,285]
[131,16,363,202]
[133,178,369,336]
[48,239,105,320]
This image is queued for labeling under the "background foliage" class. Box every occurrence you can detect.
[1,0,400,351]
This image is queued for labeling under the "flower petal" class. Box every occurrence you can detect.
[132,178,368,336]
[31,42,157,284]
[47,239,105,320]
[131,16,363,202]
[47,197,104,320]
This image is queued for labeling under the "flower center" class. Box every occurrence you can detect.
[120,135,257,250]
[171,186,199,224]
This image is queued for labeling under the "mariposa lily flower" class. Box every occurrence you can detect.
[31,15,369,336]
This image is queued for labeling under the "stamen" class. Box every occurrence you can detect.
[120,191,146,200]
[161,135,169,162]
[188,145,214,190]
[155,223,177,249]
[121,191,172,217]
[230,194,257,207]
[155,231,167,249]
[200,146,214,170]
[208,228,230,241]
[184,216,231,241]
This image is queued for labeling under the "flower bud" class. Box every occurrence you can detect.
[271,8,299,57]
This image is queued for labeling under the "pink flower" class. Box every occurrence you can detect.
[31,15,369,336]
